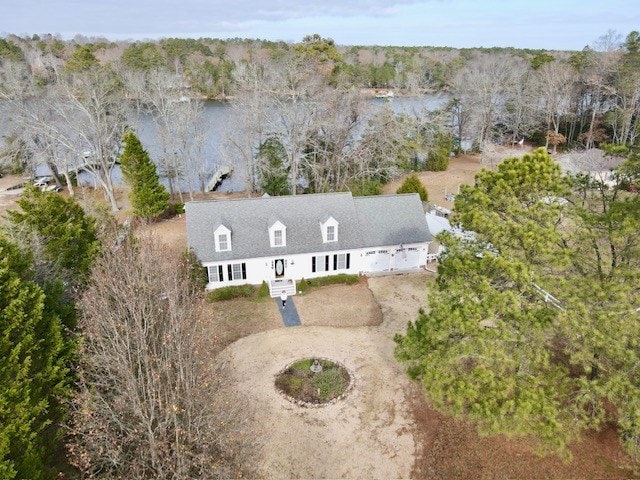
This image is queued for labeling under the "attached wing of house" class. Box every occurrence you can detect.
[186,192,432,294]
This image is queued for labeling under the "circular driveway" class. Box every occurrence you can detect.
[218,273,432,479]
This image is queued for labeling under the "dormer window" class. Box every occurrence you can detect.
[219,233,229,250]
[274,230,283,246]
[214,224,232,252]
[327,225,335,242]
[321,216,339,243]
[269,220,287,248]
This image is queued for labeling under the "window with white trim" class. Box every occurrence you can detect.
[274,230,283,246]
[208,265,223,282]
[327,225,335,242]
[214,225,232,252]
[232,263,242,280]
[269,220,287,247]
[321,216,339,243]
[225,262,246,281]
[218,234,229,251]
[333,253,350,270]
[312,255,329,272]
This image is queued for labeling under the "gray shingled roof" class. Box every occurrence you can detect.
[354,195,432,247]
[186,192,432,263]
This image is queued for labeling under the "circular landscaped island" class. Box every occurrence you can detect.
[275,358,353,406]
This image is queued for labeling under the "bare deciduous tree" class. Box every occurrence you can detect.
[502,61,538,146]
[219,59,273,195]
[1,63,127,210]
[301,87,363,192]
[68,234,255,479]
[451,54,519,145]
[123,68,212,200]
[347,106,414,184]
[535,61,576,153]
[267,54,326,195]
[170,99,211,200]
[123,68,186,198]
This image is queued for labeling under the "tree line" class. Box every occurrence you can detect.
[1,30,639,205]
[1,29,640,475]
[0,187,253,478]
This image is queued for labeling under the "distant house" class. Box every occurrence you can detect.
[186,192,433,295]
[556,148,625,187]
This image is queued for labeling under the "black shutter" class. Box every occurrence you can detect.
[346,253,350,269]
[312,256,316,273]
[205,267,210,282]
[242,263,246,280]
[333,254,337,271]
[227,264,232,280]
[218,265,223,281]
[325,255,329,271]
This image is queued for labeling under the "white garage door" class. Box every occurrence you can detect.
[363,249,391,272]
[393,247,421,270]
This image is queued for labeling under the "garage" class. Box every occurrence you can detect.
[362,249,391,273]
[393,246,421,270]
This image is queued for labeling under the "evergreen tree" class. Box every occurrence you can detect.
[7,186,99,284]
[349,179,383,196]
[424,131,452,171]
[396,173,428,202]
[120,130,170,219]
[121,42,165,71]
[0,237,73,479]
[257,136,290,196]
[0,38,24,63]
[395,148,640,459]
[64,45,99,73]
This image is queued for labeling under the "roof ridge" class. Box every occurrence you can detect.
[353,193,420,199]
[186,191,353,205]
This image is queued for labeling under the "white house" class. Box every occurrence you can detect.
[186,192,433,295]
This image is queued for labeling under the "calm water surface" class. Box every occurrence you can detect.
[58,94,449,193]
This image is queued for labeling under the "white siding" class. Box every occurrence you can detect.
[203,242,431,290]
[204,249,360,290]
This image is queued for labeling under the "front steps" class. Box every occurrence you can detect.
[269,278,297,298]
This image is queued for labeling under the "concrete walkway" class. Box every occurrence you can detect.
[275,297,301,327]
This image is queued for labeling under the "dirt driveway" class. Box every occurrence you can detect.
[214,270,636,479]
[217,272,432,479]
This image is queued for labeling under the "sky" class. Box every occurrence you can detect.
[2,0,638,50]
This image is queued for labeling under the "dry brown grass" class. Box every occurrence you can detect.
[295,278,383,327]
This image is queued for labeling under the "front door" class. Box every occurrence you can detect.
[275,258,285,278]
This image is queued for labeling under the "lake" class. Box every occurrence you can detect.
[59,93,449,193]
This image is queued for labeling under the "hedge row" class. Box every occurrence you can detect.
[206,281,270,302]
[206,274,360,301]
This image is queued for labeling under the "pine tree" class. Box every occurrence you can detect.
[396,173,428,202]
[64,45,99,73]
[257,136,290,196]
[120,130,170,219]
[395,148,640,459]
